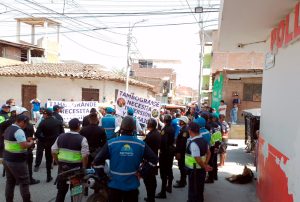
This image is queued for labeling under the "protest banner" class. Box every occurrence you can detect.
[46,101,98,122]
[115,90,161,125]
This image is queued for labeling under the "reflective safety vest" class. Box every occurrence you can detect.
[185,136,208,170]
[102,114,116,140]
[57,133,83,166]
[210,131,222,146]
[108,135,145,191]
[0,112,9,124]
[3,125,27,162]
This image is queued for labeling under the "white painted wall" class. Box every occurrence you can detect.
[260,38,300,200]
[0,77,154,106]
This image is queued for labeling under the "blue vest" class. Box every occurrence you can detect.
[102,114,116,140]
[108,135,145,191]
[200,127,211,145]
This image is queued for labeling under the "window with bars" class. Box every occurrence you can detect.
[243,84,262,102]
[82,88,99,101]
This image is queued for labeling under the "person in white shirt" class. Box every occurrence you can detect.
[218,100,227,116]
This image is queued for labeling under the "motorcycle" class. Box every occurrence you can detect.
[54,166,108,202]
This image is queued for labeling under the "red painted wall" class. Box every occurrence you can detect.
[257,137,293,202]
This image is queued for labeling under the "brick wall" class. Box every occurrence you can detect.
[1,46,21,61]
[221,75,262,123]
[211,52,264,73]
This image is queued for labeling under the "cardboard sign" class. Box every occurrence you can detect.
[46,101,98,122]
[115,90,161,125]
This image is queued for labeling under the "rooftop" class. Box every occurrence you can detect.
[15,17,60,26]
[0,39,44,51]
[0,63,154,90]
[0,57,24,67]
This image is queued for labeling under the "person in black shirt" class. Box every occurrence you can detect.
[23,117,40,185]
[80,112,106,167]
[52,105,64,124]
[143,118,161,202]
[82,108,97,127]
[156,114,175,199]
[35,109,64,182]
[173,116,190,188]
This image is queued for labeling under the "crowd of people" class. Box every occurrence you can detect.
[0,98,231,202]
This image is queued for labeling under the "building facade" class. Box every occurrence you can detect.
[218,0,300,201]
[131,59,178,103]
[210,29,264,122]
[0,63,155,111]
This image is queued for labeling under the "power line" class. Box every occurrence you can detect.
[3,1,127,46]
[30,10,219,18]
[31,9,219,15]
[62,33,123,58]
[0,20,218,38]
[22,0,127,36]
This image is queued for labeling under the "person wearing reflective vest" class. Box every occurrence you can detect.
[93,116,158,202]
[206,122,222,183]
[127,107,143,136]
[52,118,89,202]
[3,114,34,202]
[0,104,11,158]
[185,122,212,202]
[100,107,118,140]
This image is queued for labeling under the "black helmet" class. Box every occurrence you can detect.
[147,118,157,129]
[164,114,172,124]
[120,116,135,133]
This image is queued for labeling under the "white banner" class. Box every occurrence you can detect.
[115,90,161,125]
[46,101,98,122]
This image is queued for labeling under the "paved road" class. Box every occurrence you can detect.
[0,139,259,202]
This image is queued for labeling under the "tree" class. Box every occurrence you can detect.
[111,67,127,77]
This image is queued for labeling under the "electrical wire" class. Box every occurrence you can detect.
[22,0,127,36]
[30,10,219,18]
[62,33,123,58]
[0,20,219,38]
[2,1,127,47]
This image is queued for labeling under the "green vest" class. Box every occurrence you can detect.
[4,140,27,153]
[185,154,206,169]
[58,148,82,163]
[185,137,208,170]
[210,131,222,146]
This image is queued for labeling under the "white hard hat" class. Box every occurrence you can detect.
[10,106,28,115]
[178,116,189,124]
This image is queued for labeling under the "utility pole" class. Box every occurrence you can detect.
[125,19,147,93]
[125,25,131,93]
[196,2,204,108]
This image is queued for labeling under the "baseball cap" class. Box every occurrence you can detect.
[188,122,200,133]
[106,107,114,114]
[10,106,28,115]
[2,104,10,108]
[43,108,53,116]
[212,113,219,119]
[193,117,206,127]
[127,107,134,115]
[16,114,29,123]
[69,118,81,130]
[178,116,189,124]
[53,105,64,111]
